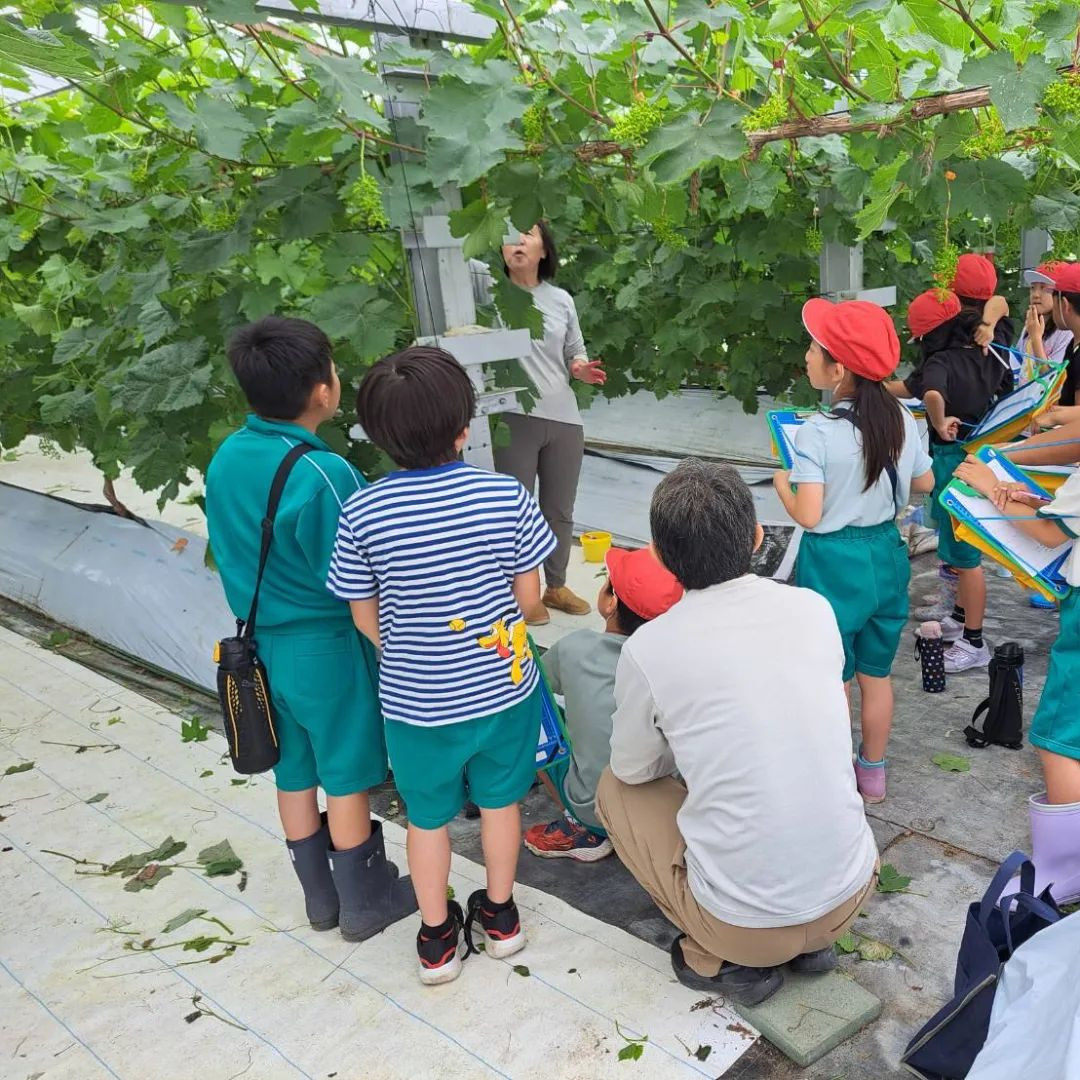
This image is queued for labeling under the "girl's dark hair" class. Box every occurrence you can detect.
[356,346,475,470]
[920,307,982,358]
[502,220,558,280]
[604,581,649,637]
[1055,290,1080,318]
[825,349,905,493]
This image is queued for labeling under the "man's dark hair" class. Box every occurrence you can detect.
[226,317,333,421]
[650,460,757,590]
[603,580,649,637]
[356,346,475,470]
[502,220,559,281]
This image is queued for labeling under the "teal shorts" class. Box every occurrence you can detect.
[385,686,541,829]
[931,441,982,570]
[796,521,910,682]
[258,626,388,796]
[1031,589,1080,759]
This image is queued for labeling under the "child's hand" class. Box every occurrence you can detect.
[974,322,994,351]
[934,416,962,442]
[772,469,791,492]
[955,457,999,499]
[1037,405,1080,429]
[1026,305,1045,347]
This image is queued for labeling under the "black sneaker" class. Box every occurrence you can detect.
[670,936,782,1006]
[416,901,466,986]
[465,889,526,960]
[788,946,838,974]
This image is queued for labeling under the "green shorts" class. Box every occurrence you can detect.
[1031,589,1080,759]
[385,687,541,830]
[796,521,910,682]
[258,626,388,796]
[545,757,607,838]
[931,441,982,570]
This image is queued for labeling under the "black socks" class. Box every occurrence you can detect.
[951,605,966,623]
[963,626,984,649]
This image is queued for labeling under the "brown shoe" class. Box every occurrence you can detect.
[524,602,551,626]
[542,586,592,616]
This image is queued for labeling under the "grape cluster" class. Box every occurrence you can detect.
[1043,73,1080,115]
[611,100,665,146]
[961,113,1009,159]
[521,104,546,146]
[805,225,823,255]
[994,218,1020,265]
[740,95,788,133]
[344,173,389,230]
[652,218,687,250]
[130,158,148,184]
[204,207,239,232]
[931,241,959,289]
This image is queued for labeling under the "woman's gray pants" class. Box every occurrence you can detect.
[494,413,584,589]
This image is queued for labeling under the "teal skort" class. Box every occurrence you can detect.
[931,441,982,570]
[1031,588,1080,759]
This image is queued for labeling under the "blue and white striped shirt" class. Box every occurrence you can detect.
[327,462,556,726]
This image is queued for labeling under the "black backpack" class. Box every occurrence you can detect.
[965,643,1024,751]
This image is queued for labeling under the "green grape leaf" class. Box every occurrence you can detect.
[876,863,913,894]
[639,104,747,182]
[115,340,212,414]
[932,753,971,773]
[959,53,1057,131]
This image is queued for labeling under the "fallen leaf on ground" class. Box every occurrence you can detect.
[108,837,186,874]
[162,908,207,934]
[85,792,108,804]
[3,762,34,777]
[181,717,210,743]
[171,538,189,554]
[856,937,895,962]
[932,753,971,773]
[694,1045,711,1061]
[617,1043,644,1062]
[834,932,858,954]
[123,863,173,892]
[876,863,913,893]
[512,964,530,977]
[197,839,243,877]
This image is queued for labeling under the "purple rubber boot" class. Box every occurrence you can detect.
[1012,794,1080,905]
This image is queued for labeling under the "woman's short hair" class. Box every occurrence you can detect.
[503,220,558,281]
[355,346,475,470]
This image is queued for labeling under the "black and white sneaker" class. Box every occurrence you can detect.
[416,901,466,986]
[465,889,526,960]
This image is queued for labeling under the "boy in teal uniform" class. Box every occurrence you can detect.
[206,316,416,941]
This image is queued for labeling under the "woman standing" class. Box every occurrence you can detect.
[494,222,605,625]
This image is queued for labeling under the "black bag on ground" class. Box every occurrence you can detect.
[965,643,1024,750]
[900,851,1061,1079]
[215,443,312,774]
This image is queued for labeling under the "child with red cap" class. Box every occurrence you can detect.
[889,289,1012,673]
[951,253,1014,353]
[1020,262,1074,374]
[525,546,683,860]
[773,299,935,802]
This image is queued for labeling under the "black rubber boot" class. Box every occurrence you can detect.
[328,820,419,943]
[670,936,783,1007]
[286,812,339,932]
[788,946,838,974]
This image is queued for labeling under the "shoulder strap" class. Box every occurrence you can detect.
[242,442,314,640]
[831,409,900,509]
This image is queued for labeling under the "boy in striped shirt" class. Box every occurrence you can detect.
[328,346,556,984]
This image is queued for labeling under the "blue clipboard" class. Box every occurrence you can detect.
[766,409,811,470]
[532,635,570,769]
[938,447,1072,601]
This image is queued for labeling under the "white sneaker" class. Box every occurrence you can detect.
[939,616,964,643]
[944,639,991,673]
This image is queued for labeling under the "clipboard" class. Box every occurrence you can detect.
[1018,462,1076,494]
[766,409,813,469]
[900,398,926,421]
[962,365,1068,451]
[532,635,570,769]
[939,447,1072,601]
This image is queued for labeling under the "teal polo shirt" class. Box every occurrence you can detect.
[206,415,365,634]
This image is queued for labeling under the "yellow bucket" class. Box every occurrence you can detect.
[581,531,612,563]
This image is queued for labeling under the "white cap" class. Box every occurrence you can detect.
[1024,268,1056,286]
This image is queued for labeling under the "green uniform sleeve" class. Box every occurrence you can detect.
[295,485,350,584]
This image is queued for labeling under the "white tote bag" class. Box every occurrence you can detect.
[967,913,1080,1079]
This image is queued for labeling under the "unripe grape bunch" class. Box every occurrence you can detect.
[344,173,389,230]
[740,95,788,133]
[1043,72,1080,115]
[611,100,665,146]
[521,104,546,146]
[805,225,823,255]
[652,217,688,250]
[931,242,960,289]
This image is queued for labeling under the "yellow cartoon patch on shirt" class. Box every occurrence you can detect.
[448,618,467,632]
[478,618,533,682]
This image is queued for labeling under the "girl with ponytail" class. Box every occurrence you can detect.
[773,300,935,804]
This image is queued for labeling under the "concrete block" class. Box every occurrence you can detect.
[735,971,882,1068]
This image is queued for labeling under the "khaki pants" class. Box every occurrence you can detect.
[595,769,878,976]
[493,413,584,589]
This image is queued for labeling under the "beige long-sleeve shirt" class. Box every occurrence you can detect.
[610,574,878,928]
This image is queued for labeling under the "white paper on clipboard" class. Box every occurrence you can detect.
[965,378,1053,443]
[948,454,1072,580]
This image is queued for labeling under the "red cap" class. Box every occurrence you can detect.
[907,289,961,339]
[605,547,683,621]
[1024,262,1065,287]
[950,253,997,301]
[801,298,900,381]
[1040,261,1080,293]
